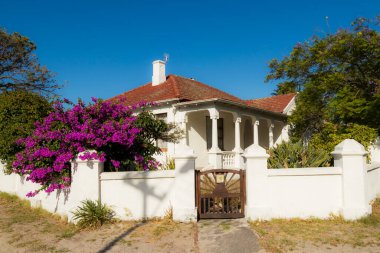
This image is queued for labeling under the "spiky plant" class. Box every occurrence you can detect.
[268,141,330,169]
[72,199,115,229]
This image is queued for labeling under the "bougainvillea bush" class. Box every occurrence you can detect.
[12,98,176,197]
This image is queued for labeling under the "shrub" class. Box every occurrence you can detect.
[268,140,330,168]
[12,98,178,197]
[0,91,51,171]
[72,199,115,229]
[310,122,378,154]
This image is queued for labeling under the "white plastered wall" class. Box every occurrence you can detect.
[187,111,208,168]
[100,171,175,220]
[219,111,235,151]
[266,168,343,218]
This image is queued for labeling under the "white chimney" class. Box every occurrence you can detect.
[152,60,166,86]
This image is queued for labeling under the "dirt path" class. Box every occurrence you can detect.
[0,232,20,253]
[197,219,263,253]
[0,193,197,253]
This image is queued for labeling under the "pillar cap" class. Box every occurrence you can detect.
[243,144,269,158]
[331,139,367,156]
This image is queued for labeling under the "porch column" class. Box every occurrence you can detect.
[251,117,259,146]
[281,123,289,142]
[233,117,242,152]
[179,114,188,146]
[268,120,274,148]
[208,109,222,168]
[210,114,220,152]
[233,115,243,169]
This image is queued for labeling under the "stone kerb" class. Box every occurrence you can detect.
[243,144,270,220]
[172,144,197,222]
[331,139,371,220]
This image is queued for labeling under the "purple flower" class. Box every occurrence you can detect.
[13,98,160,197]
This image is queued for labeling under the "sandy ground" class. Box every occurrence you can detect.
[2,218,198,253]
[0,219,197,253]
[1,192,380,253]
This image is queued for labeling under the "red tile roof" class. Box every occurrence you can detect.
[245,93,296,113]
[109,74,244,105]
[109,74,295,114]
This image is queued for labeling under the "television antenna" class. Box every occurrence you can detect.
[325,16,331,34]
[163,53,169,63]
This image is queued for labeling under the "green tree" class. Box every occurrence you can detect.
[266,16,380,140]
[0,91,52,170]
[309,122,378,154]
[0,27,60,96]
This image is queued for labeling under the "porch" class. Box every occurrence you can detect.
[173,100,289,169]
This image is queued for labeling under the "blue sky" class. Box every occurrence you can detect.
[1,0,378,102]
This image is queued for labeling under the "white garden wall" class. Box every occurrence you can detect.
[367,162,380,202]
[0,164,70,216]
[266,168,343,218]
[0,145,196,223]
[100,171,175,220]
[1,139,380,223]
[244,139,378,220]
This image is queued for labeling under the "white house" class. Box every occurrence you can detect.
[2,60,380,222]
[109,60,296,170]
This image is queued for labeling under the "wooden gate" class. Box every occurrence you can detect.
[196,169,245,219]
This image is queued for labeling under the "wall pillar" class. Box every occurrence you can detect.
[173,144,197,222]
[332,139,371,220]
[243,144,270,220]
[68,151,103,221]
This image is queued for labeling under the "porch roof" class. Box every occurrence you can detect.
[173,98,287,119]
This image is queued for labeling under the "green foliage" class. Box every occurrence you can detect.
[268,141,330,169]
[0,91,52,170]
[0,27,60,96]
[265,16,380,138]
[103,109,182,171]
[72,200,115,229]
[162,158,175,170]
[310,122,378,154]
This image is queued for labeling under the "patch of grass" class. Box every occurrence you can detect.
[250,199,380,253]
[219,222,231,231]
[119,238,134,246]
[0,192,79,252]
[57,227,79,239]
[152,221,177,237]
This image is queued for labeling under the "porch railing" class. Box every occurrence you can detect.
[222,152,235,169]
